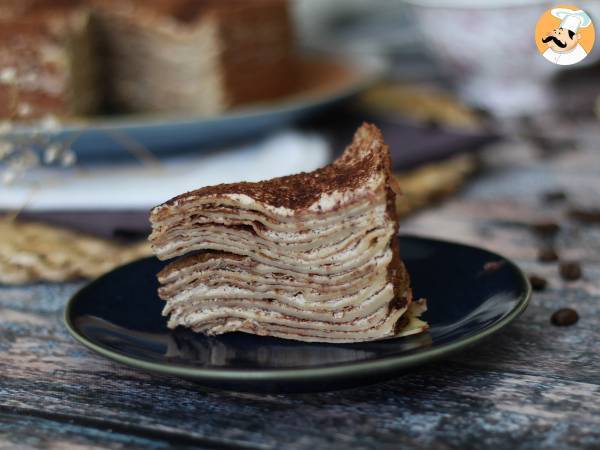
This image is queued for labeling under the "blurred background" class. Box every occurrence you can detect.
[1,0,599,284]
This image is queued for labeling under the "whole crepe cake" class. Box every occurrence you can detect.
[149,123,427,343]
[0,0,295,119]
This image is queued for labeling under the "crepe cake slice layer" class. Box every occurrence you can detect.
[149,123,428,343]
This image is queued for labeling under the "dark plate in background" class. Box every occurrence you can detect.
[64,235,530,393]
[304,109,499,171]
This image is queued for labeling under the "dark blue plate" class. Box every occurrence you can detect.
[64,235,530,393]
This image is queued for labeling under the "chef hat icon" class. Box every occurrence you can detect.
[551,8,592,33]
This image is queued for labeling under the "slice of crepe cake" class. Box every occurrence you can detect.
[150,123,428,343]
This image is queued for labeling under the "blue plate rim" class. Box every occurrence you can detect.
[63,235,531,382]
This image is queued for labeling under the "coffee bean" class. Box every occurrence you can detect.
[569,208,600,225]
[531,221,560,237]
[528,274,547,291]
[551,308,579,326]
[538,247,559,262]
[559,261,582,281]
[483,260,505,272]
[542,190,567,203]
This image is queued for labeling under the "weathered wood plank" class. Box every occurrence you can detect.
[0,412,219,450]
[2,363,599,450]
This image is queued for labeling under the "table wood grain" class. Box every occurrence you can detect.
[1,122,599,450]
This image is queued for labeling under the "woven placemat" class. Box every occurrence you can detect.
[0,217,150,284]
[394,154,477,217]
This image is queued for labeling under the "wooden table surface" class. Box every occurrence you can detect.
[1,121,599,450]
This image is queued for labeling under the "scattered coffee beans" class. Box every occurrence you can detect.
[538,247,558,262]
[559,261,582,281]
[551,308,579,326]
[531,221,560,237]
[528,274,547,291]
[569,208,600,225]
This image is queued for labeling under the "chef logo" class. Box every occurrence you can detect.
[535,5,595,65]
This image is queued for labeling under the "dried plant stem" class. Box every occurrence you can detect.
[3,183,40,223]
[2,102,167,230]
[103,129,162,167]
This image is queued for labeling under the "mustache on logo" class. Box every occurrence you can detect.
[542,35,567,48]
